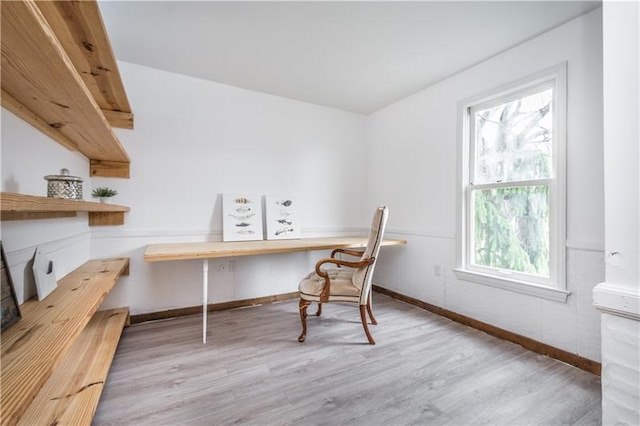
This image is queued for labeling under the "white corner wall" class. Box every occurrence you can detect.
[367,9,604,362]
[1,110,91,303]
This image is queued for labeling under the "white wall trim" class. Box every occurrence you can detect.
[90,228,220,240]
[4,231,91,266]
[385,228,456,240]
[566,239,605,252]
[95,227,592,244]
[593,282,640,321]
[90,227,367,240]
[384,230,604,252]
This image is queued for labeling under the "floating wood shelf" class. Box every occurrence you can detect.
[0,192,130,226]
[0,258,130,426]
[36,1,134,129]
[17,307,130,426]
[1,0,132,178]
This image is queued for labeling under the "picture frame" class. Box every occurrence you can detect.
[222,193,264,242]
[1,241,21,332]
[265,194,301,240]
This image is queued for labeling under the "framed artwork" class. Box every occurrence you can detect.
[1,241,21,332]
[265,194,301,240]
[222,194,264,242]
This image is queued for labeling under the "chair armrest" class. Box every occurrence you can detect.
[315,257,375,302]
[330,248,364,259]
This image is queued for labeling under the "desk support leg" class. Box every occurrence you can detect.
[203,259,209,344]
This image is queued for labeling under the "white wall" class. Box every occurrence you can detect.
[1,110,91,303]
[89,62,368,313]
[367,9,604,361]
[1,62,367,314]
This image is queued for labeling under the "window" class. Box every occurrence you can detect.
[455,64,569,302]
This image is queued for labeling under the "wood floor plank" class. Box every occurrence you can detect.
[94,294,601,425]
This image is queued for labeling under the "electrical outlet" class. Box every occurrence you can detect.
[219,261,235,273]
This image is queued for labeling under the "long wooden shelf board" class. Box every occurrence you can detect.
[144,237,408,262]
[1,211,78,221]
[1,0,131,164]
[17,307,130,426]
[1,192,130,213]
[35,1,134,129]
[1,89,79,152]
[0,258,130,425]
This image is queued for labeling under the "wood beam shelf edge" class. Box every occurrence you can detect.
[1,192,130,226]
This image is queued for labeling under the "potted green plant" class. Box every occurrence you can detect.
[92,187,118,204]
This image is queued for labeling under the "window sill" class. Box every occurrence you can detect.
[453,269,571,303]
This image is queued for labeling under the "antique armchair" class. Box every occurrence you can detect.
[297,206,389,344]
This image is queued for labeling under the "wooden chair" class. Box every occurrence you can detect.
[297,206,389,344]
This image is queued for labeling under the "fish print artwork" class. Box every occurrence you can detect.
[265,195,301,240]
[275,227,294,236]
[222,194,263,242]
[228,213,255,221]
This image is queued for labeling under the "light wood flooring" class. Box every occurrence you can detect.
[94,293,601,425]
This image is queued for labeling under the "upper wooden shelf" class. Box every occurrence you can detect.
[1,192,130,226]
[1,0,132,178]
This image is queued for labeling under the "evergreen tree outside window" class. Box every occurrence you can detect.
[455,64,569,302]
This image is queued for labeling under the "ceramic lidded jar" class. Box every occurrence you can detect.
[44,168,83,200]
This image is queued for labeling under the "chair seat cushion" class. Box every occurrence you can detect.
[299,268,360,302]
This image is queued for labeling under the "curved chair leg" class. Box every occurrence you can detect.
[315,302,322,317]
[298,299,311,342]
[366,294,377,325]
[359,305,376,345]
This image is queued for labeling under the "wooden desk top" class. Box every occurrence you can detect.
[144,237,406,262]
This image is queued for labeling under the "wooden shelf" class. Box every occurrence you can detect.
[0,258,130,426]
[144,237,408,262]
[35,1,133,129]
[1,192,130,226]
[1,0,132,178]
[17,307,130,426]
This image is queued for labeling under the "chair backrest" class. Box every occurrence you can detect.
[353,206,389,305]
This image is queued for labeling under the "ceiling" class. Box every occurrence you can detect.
[98,1,600,115]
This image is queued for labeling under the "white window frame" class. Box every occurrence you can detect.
[454,63,570,303]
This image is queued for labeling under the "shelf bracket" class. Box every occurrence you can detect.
[90,160,130,178]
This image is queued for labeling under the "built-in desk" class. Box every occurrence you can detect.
[144,237,406,342]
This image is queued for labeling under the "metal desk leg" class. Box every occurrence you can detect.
[203,259,209,344]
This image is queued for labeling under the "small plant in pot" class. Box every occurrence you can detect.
[92,187,118,204]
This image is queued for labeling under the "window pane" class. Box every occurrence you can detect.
[473,88,553,184]
[472,185,549,277]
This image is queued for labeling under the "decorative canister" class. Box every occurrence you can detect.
[44,168,83,200]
